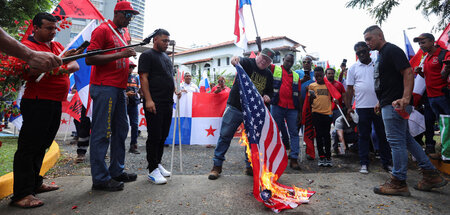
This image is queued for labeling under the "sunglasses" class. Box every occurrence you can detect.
[303,61,312,64]
[356,49,369,56]
[119,11,135,20]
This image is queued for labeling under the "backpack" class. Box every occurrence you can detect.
[438,48,448,67]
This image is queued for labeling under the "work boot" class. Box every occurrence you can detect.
[244,167,253,176]
[129,144,140,154]
[208,166,222,180]
[414,169,448,191]
[373,175,410,196]
[75,154,85,163]
[290,158,301,170]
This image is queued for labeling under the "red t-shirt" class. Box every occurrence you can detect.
[88,20,129,89]
[331,80,346,109]
[211,85,230,94]
[22,36,69,102]
[270,65,301,109]
[423,47,450,97]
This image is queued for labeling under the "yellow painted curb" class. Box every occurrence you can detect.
[0,141,60,199]
[431,159,450,175]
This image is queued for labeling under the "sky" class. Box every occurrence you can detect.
[143,0,442,67]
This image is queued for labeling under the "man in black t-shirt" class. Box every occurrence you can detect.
[363,25,447,196]
[138,29,180,185]
[208,48,275,180]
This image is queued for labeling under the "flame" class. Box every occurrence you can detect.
[240,131,310,204]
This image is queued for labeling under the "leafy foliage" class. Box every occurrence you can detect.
[0,0,58,37]
[345,0,449,31]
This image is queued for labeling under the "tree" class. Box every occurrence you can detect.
[0,0,58,36]
[346,0,449,31]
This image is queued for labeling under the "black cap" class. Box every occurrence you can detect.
[413,33,435,43]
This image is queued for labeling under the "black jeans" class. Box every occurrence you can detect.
[12,99,61,201]
[144,103,173,172]
[312,112,332,159]
[74,106,91,155]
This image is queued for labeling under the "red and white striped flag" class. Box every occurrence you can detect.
[236,65,315,212]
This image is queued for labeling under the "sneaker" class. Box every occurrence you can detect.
[113,172,137,183]
[318,158,325,167]
[244,167,253,176]
[147,168,167,185]
[158,164,171,177]
[75,154,85,163]
[374,175,410,196]
[414,169,448,191]
[325,158,333,167]
[208,166,222,180]
[92,179,124,191]
[359,165,369,174]
[128,144,140,154]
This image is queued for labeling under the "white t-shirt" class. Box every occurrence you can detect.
[346,60,379,108]
[181,82,199,93]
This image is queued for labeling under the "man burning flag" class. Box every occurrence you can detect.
[236,64,314,212]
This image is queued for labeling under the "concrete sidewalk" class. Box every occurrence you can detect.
[1,171,448,214]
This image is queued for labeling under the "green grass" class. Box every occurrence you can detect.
[0,137,18,176]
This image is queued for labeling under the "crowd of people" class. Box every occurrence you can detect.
[0,0,449,209]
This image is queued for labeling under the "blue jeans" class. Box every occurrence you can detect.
[428,96,450,118]
[381,105,435,180]
[356,108,392,166]
[271,105,299,159]
[127,103,139,145]
[89,85,129,184]
[213,105,250,168]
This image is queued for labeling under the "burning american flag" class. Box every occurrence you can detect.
[236,65,315,213]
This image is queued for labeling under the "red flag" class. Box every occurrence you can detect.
[66,92,83,122]
[52,0,105,20]
[437,22,450,50]
[249,51,256,58]
[301,92,316,159]
[326,61,330,69]
[323,77,341,100]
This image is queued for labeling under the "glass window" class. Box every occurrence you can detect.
[217,58,221,67]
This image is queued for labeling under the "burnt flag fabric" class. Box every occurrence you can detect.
[236,64,315,212]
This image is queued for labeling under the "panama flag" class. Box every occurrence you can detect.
[403,30,415,60]
[234,0,251,50]
[164,92,228,145]
[68,20,98,110]
[199,74,210,93]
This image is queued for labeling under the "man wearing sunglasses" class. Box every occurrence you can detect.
[85,1,139,192]
[345,42,392,175]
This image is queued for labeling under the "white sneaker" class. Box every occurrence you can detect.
[359,165,369,174]
[158,164,171,177]
[148,168,167,184]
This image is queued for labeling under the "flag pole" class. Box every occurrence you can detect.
[249,4,262,52]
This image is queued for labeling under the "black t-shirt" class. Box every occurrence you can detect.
[374,42,411,107]
[126,74,140,105]
[138,49,174,104]
[227,57,273,110]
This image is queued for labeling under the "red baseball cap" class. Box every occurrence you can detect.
[114,1,140,15]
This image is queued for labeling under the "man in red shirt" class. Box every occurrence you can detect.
[10,12,80,208]
[211,76,231,94]
[325,67,346,155]
[85,1,138,192]
[414,33,450,162]
[269,54,302,170]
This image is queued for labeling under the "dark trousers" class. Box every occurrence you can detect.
[127,103,139,146]
[145,103,173,172]
[12,99,61,201]
[356,108,392,166]
[312,112,332,158]
[74,106,91,155]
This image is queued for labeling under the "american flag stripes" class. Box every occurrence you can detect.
[236,65,314,212]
